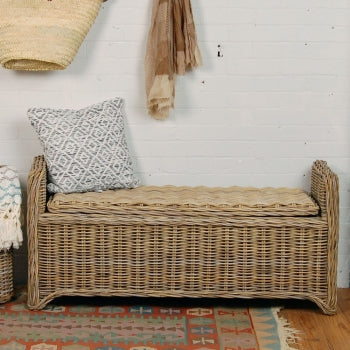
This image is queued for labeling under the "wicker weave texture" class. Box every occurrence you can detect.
[0,0,102,71]
[0,249,13,303]
[27,156,339,314]
[35,221,329,295]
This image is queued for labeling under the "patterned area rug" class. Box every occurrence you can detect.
[0,289,298,350]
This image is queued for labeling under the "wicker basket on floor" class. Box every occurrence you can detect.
[0,249,13,303]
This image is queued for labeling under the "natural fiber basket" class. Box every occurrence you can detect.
[0,249,13,303]
[0,0,103,71]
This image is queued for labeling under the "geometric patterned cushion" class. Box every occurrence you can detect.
[28,97,140,193]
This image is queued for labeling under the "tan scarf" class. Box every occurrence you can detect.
[145,0,202,120]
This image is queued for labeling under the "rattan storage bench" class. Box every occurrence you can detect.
[27,156,339,314]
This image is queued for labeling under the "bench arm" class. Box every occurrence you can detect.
[27,155,47,307]
[311,160,339,312]
[311,160,339,223]
[27,155,47,216]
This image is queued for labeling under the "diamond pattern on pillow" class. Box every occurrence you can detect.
[28,97,140,193]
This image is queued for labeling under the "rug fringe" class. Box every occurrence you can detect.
[273,307,301,350]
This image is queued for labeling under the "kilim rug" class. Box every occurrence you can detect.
[0,288,298,350]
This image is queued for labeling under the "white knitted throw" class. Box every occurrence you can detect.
[0,166,23,250]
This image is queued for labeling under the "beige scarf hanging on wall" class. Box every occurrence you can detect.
[145,0,202,120]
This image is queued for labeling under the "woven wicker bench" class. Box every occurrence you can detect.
[27,156,339,314]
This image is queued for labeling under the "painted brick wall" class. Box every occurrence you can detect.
[0,0,349,287]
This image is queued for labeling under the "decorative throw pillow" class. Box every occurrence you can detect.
[28,97,140,193]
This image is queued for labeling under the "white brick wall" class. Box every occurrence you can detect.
[0,0,349,287]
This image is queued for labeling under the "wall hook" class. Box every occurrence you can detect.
[217,44,223,58]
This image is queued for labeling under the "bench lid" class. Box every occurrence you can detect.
[47,185,319,217]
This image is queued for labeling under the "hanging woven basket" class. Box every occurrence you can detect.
[0,0,103,71]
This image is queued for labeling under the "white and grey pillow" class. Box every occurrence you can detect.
[28,97,140,193]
